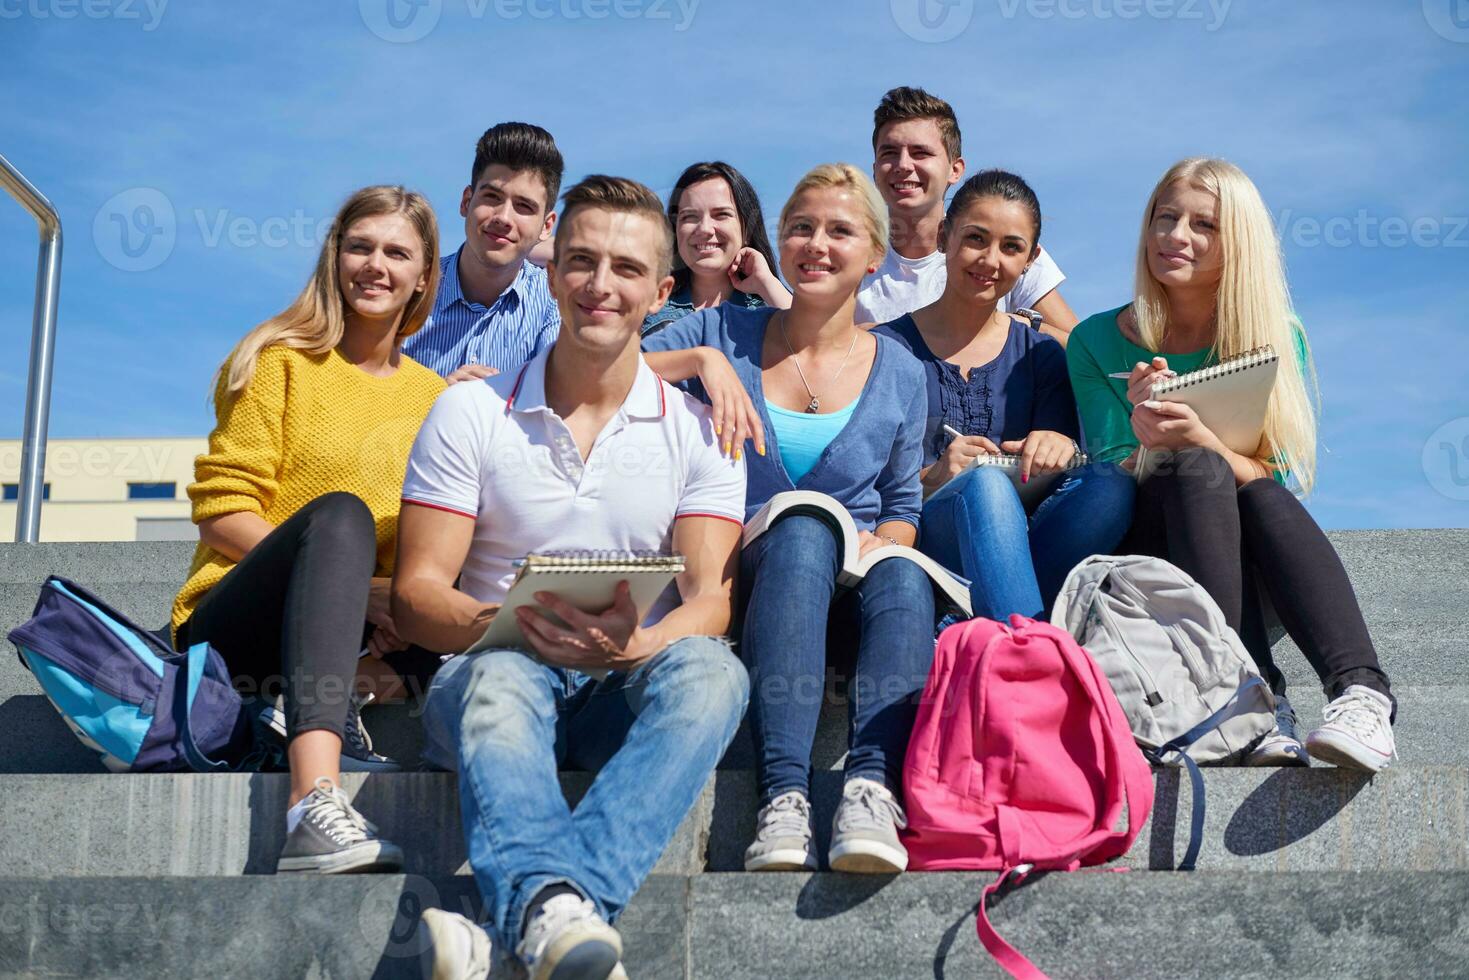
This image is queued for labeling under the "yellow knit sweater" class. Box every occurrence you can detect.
[171,345,446,637]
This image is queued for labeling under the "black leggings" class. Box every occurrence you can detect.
[1123,447,1392,708]
[176,492,378,740]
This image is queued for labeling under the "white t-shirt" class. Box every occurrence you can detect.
[401,348,746,625]
[855,245,1066,326]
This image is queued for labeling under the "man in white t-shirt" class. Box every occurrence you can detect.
[392,175,749,980]
[857,86,1078,344]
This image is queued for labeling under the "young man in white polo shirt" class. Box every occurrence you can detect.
[392,175,749,980]
[858,86,1079,344]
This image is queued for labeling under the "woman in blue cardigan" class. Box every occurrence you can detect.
[644,163,932,876]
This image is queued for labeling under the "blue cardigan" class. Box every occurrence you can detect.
[643,306,927,531]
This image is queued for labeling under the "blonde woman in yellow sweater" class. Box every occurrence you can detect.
[171,185,446,874]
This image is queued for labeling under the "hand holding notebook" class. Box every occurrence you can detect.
[1132,346,1279,480]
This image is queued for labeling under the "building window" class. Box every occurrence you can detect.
[2,483,50,501]
[126,482,177,500]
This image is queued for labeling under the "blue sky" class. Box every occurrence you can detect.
[1,0,1466,528]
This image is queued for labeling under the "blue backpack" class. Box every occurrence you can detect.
[9,576,261,772]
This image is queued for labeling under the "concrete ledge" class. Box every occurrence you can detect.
[4,766,1464,877]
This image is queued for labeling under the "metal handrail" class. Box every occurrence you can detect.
[0,153,62,544]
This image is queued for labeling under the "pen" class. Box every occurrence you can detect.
[1108,370,1177,379]
[942,424,965,441]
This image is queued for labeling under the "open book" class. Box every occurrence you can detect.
[1135,346,1279,481]
[465,551,686,678]
[742,491,972,617]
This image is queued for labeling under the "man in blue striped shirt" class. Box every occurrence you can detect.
[404,122,564,381]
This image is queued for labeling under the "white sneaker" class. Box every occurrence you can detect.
[516,893,622,980]
[828,778,909,874]
[417,908,492,980]
[1246,694,1309,767]
[1306,685,1396,773]
[743,791,817,872]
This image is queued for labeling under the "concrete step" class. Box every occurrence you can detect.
[1,872,1464,979]
[3,766,1463,877]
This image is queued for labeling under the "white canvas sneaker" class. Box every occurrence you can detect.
[1305,685,1396,773]
[743,791,817,872]
[828,778,909,874]
[417,908,492,980]
[1246,694,1309,767]
[516,893,622,980]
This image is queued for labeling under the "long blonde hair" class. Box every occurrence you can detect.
[1133,158,1320,492]
[218,185,441,395]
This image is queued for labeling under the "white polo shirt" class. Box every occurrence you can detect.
[401,347,746,624]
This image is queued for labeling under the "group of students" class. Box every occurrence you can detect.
[167,87,1398,980]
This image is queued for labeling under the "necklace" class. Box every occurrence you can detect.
[776,313,860,413]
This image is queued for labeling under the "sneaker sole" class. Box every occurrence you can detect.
[1306,731,1392,773]
[744,848,817,872]
[276,841,404,874]
[829,839,908,874]
[532,924,623,980]
[1245,743,1310,767]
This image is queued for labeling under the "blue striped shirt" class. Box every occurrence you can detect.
[402,245,560,377]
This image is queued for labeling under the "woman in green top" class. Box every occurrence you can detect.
[1068,157,1395,772]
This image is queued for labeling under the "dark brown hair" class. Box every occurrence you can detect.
[872,86,962,162]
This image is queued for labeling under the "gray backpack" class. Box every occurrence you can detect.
[1051,555,1276,868]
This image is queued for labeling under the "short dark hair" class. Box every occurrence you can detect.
[470,121,564,212]
[945,169,1042,245]
[872,86,962,162]
[555,175,673,277]
[666,161,778,294]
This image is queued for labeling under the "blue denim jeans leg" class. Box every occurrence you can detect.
[420,635,749,948]
[739,514,936,804]
[920,461,1136,620]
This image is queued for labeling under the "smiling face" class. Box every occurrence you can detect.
[1146,181,1224,291]
[872,118,964,220]
[778,186,880,304]
[336,212,429,326]
[459,163,555,274]
[675,177,744,278]
[941,196,1039,305]
[548,205,673,354]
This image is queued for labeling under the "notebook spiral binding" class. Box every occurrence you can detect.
[519,550,686,570]
[976,451,1089,470]
[1151,345,1278,396]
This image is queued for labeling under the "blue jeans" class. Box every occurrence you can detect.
[739,514,937,804]
[920,461,1136,621]
[421,636,748,947]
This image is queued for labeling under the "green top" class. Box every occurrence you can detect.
[1066,304,1309,481]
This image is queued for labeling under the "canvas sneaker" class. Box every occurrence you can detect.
[828,777,909,874]
[1245,693,1309,766]
[1306,685,1397,773]
[743,791,817,872]
[276,776,404,873]
[260,691,400,772]
[515,893,622,980]
[418,908,492,980]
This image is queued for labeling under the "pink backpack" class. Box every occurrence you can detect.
[902,615,1155,979]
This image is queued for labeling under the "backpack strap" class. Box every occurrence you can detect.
[176,642,232,773]
[977,865,1050,980]
[1151,674,1266,870]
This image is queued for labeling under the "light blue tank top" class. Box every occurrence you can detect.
[766,396,862,484]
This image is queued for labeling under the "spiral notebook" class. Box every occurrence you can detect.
[1135,346,1279,481]
[465,551,687,670]
[958,450,1090,506]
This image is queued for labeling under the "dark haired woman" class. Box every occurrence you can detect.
[877,170,1135,620]
[642,161,792,337]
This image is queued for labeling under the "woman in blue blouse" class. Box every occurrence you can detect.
[644,164,933,877]
[881,170,1135,620]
